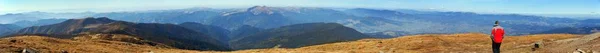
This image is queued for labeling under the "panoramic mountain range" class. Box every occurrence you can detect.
[1,6,599,38]
[1,17,373,51]
[11,19,68,27]
[0,6,598,52]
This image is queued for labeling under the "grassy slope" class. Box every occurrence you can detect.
[0,35,199,53]
[227,33,586,53]
[1,33,598,53]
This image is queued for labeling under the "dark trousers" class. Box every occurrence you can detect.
[492,42,501,53]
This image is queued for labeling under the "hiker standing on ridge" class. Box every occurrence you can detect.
[491,21,505,53]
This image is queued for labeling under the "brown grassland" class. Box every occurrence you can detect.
[1,33,599,53]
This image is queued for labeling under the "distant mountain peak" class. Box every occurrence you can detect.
[61,17,116,26]
[180,22,204,25]
[70,17,113,22]
[242,6,336,16]
[81,17,112,21]
[247,6,275,15]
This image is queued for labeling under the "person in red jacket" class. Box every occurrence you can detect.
[491,21,504,53]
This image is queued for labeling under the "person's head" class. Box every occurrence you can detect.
[494,21,499,27]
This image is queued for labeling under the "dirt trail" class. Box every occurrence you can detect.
[538,33,600,52]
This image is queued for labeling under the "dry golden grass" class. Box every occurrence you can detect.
[0,35,201,53]
[224,33,582,53]
[2,33,597,53]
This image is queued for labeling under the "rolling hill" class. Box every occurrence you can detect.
[227,25,262,40]
[230,23,372,50]
[0,24,21,36]
[8,17,230,51]
[178,22,231,43]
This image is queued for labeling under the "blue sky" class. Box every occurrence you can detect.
[1,0,599,17]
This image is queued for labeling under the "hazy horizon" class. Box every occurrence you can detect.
[1,0,599,18]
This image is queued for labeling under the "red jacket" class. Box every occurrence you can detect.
[491,26,504,43]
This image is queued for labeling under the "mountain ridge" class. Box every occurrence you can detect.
[9,17,231,51]
[230,22,372,50]
[2,6,600,37]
